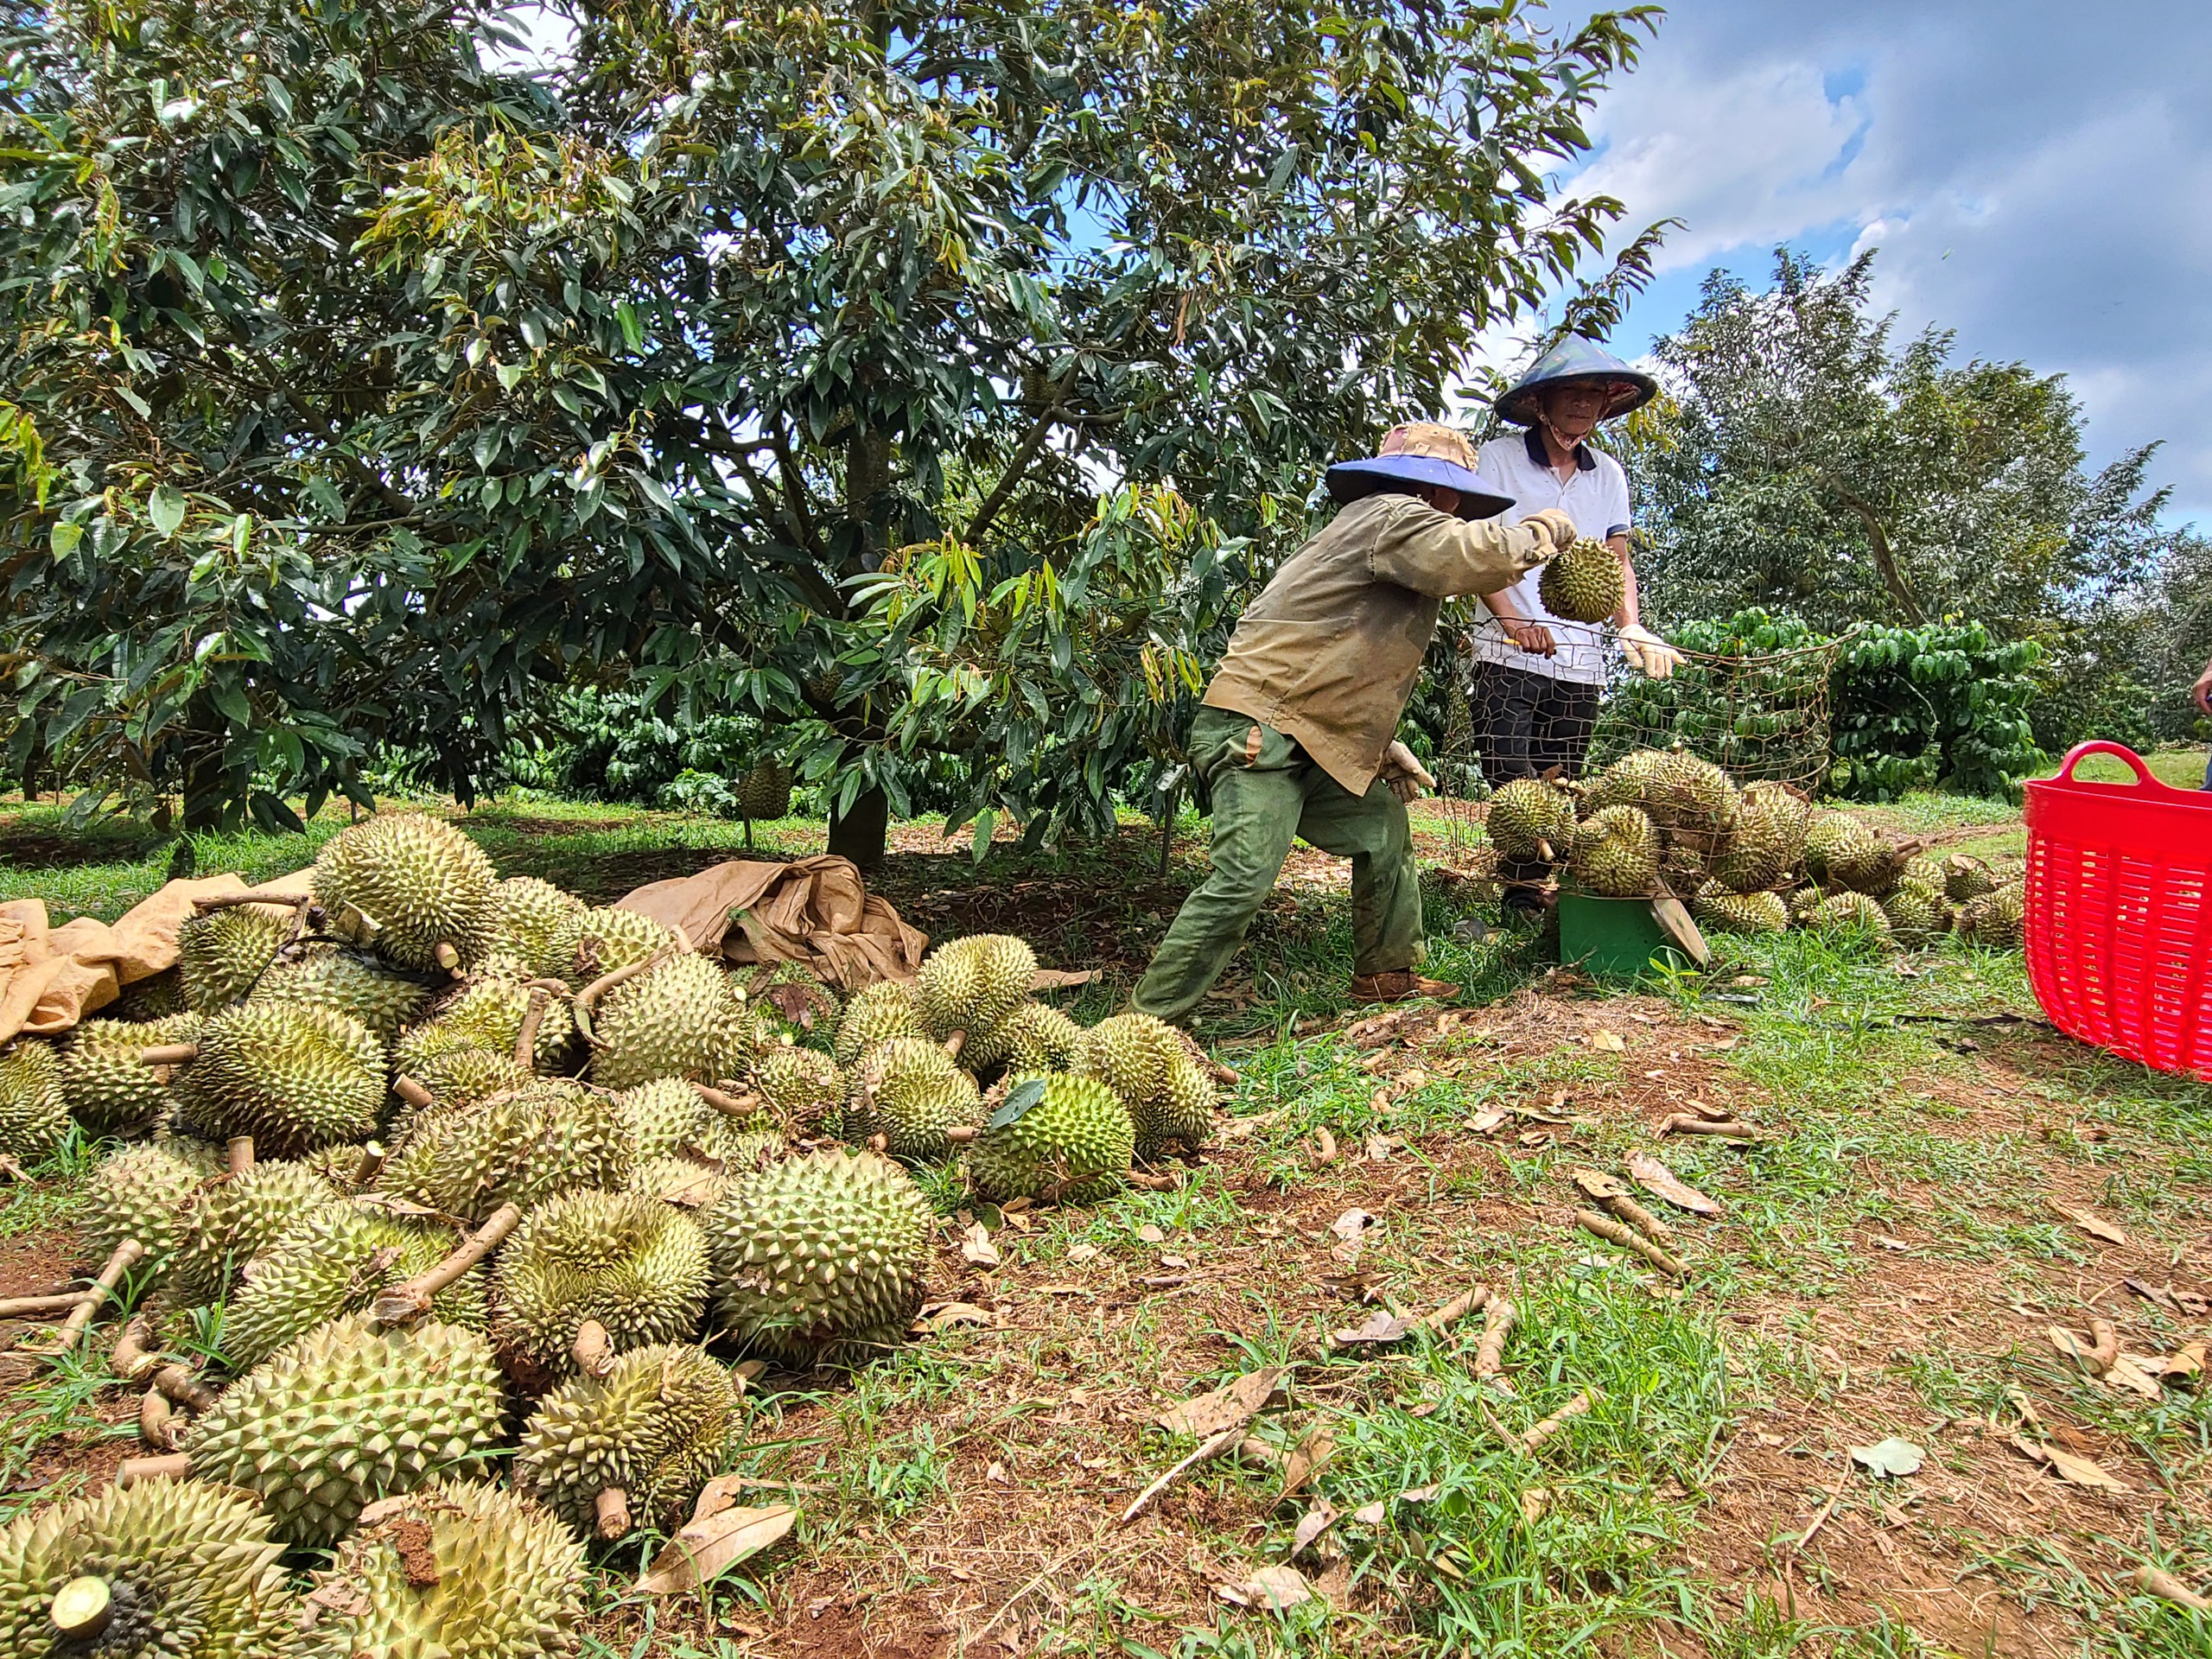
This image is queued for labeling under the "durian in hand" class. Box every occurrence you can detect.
[833,981,931,1065]
[219,1203,485,1367]
[844,1037,979,1160]
[175,902,294,1013]
[1484,779,1577,861]
[247,943,433,1040]
[1569,805,1661,897]
[186,1314,505,1547]
[589,953,753,1091]
[518,1344,744,1538]
[311,811,497,971]
[0,1040,69,1162]
[486,875,587,980]
[707,1148,931,1364]
[969,1073,1134,1204]
[1537,535,1625,623]
[915,934,1037,1045]
[378,1077,631,1223]
[168,1001,385,1157]
[492,1189,710,1383]
[0,1478,308,1658]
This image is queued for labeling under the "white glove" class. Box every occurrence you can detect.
[1380,740,1437,804]
[1619,623,1684,681]
[1520,508,1578,551]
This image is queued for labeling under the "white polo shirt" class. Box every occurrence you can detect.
[1463,429,1632,688]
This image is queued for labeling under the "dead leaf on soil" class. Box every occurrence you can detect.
[1291,1501,1338,1556]
[2101,1356,2166,1401]
[1136,1224,1166,1244]
[2125,1278,2210,1317]
[960,1223,1001,1268]
[1331,1309,1412,1349]
[637,1504,797,1597]
[1624,1150,1722,1216]
[2009,1433,2128,1492]
[1155,1366,1287,1438]
[1217,1107,1289,1142]
[1850,1438,1924,1478]
[1220,1564,1313,1611]
[1279,1425,1337,1498]
[1568,1168,1630,1201]
[1586,1027,1626,1052]
[1465,1109,1507,1135]
[1328,1209,1376,1268]
[1349,1501,1385,1526]
[1397,1482,1441,1503]
[2046,1198,2128,1245]
[1066,1243,1099,1264]
[917,1302,993,1333]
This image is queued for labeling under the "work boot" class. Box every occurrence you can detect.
[1349,969,1459,1005]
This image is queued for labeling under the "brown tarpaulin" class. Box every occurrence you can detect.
[614,855,926,989]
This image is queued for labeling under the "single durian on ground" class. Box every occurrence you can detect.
[492,1189,711,1383]
[1802,814,1873,883]
[518,1344,744,1538]
[915,934,1037,1044]
[1956,884,2026,950]
[1806,890,1894,947]
[589,952,753,1091]
[833,980,931,1066]
[970,1073,1134,1204]
[1827,834,1916,897]
[168,1001,385,1157]
[1484,778,1577,861]
[844,1037,980,1160]
[65,1014,192,1138]
[1942,854,1999,904]
[486,876,587,979]
[0,1040,68,1163]
[397,956,575,1075]
[1710,783,1811,894]
[1071,1014,1216,1156]
[219,1203,484,1367]
[378,1077,632,1222]
[1880,879,1952,946]
[1570,805,1661,897]
[187,1314,505,1547]
[1786,884,1825,923]
[707,1148,932,1363]
[251,944,433,1040]
[81,1141,213,1282]
[1537,535,1626,623]
[0,1477,308,1658]
[315,1478,587,1659]
[166,1158,340,1308]
[312,811,497,972]
[754,1047,845,1136]
[1693,883,1790,935]
[175,902,294,1013]
[547,905,677,984]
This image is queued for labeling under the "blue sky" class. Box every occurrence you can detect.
[1497,0,2212,529]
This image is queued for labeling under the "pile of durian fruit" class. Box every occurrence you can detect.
[0,812,1224,1656]
[1484,747,2026,950]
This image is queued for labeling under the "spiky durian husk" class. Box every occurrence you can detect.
[1942,855,1999,905]
[844,1037,978,1160]
[493,1190,711,1381]
[738,960,842,1044]
[110,967,188,1020]
[734,760,794,821]
[754,1047,844,1136]
[616,1077,728,1162]
[399,1046,532,1126]
[588,954,753,1092]
[1956,884,2026,950]
[969,1073,1134,1204]
[1580,749,1662,817]
[218,1202,484,1367]
[188,1316,504,1548]
[1901,855,1946,893]
[1692,883,1790,936]
[1880,879,1952,946]
[979,1001,1082,1074]
[1657,839,1710,899]
[175,903,295,1014]
[486,876,587,979]
[1070,1015,1216,1157]
[311,812,497,972]
[833,981,931,1066]
[1710,785,1811,893]
[916,934,1037,1040]
[706,1149,931,1363]
[1140,1057,1219,1156]
[316,1478,587,1659]
[1801,814,1872,883]
[60,1014,194,1138]
[1569,805,1661,897]
[1484,779,1576,860]
[249,944,433,1040]
[168,1002,385,1158]
[1827,835,1913,896]
[626,1156,734,1211]
[397,950,574,1073]
[0,1041,67,1162]
[1785,884,1824,922]
[0,1477,308,1659]
[166,1159,340,1308]
[1806,890,1894,948]
[546,906,677,984]
[81,1141,213,1282]
[379,1077,631,1222]
[518,1345,743,1539]
[1536,536,1625,623]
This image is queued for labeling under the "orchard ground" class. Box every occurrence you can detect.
[0,758,2207,1659]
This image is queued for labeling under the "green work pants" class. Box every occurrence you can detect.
[1131,708,1421,1025]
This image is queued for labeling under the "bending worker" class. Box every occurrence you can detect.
[1130,423,1575,1024]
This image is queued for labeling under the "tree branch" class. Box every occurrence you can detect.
[966,369,1076,548]
[1815,470,1926,622]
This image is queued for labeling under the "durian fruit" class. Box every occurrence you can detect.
[1956,884,2026,950]
[1827,834,1916,897]
[1484,778,1577,861]
[833,980,931,1066]
[1071,1014,1216,1156]
[379,1077,632,1222]
[249,944,433,1040]
[1536,536,1626,623]
[1880,880,1952,947]
[187,1315,505,1547]
[617,1077,734,1162]
[518,1344,744,1540]
[1580,748,1666,817]
[706,1148,932,1363]
[0,1477,308,1658]
[397,956,575,1075]
[740,960,841,1041]
[589,953,753,1091]
[403,1045,532,1120]
[81,1141,215,1282]
[1802,814,1873,884]
[1692,883,1789,936]
[1647,749,1738,841]
[1785,884,1824,923]
[734,760,794,821]
[1942,854,1999,905]
[219,1202,485,1367]
[1806,891,1894,948]
[915,934,1038,1046]
[486,876,587,979]
[1657,839,1709,899]
[175,903,295,1013]
[168,1001,385,1158]
[315,1478,587,1659]
[0,1041,68,1162]
[546,905,677,984]
[166,1158,340,1308]
[1901,855,1947,893]
[312,811,497,972]
[492,1190,711,1382]
[845,1038,980,1160]
[626,1156,734,1211]
[1710,784,1811,894]
[110,967,188,1021]
[1568,805,1660,897]
[60,1014,193,1138]
[972,1001,1082,1073]
[754,1047,845,1137]
[969,1073,1134,1204]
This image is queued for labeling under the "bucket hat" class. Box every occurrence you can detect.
[1325,423,1513,521]
[1494,336,1657,428]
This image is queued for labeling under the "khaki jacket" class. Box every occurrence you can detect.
[1201,492,1552,796]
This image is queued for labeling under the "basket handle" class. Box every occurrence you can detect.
[2055,741,2169,791]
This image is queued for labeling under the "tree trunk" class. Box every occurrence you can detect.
[828,785,889,871]
[181,742,228,832]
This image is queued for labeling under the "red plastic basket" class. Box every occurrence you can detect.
[2023,741,2212,1078]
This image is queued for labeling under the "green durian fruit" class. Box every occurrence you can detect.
[1901,855,1947,893]
[397,957,575,1075]
[1580,748,1667,817]
[168,1002,384,1158]
[1142,1057,1219,1156]
[589,953,753,1091]
[738,960,841,1043]
[1484,779,1577,861]
[486,876,586,979]
[916,935,1037,1042]
[706,1149,931,1364]
[1692,883,1790,935]
[1537,535,1625,623]
[311,811,497,972]
[754,1047,844,1136]
[1070,1014,1217,1157]
[109,967,187,1020]
[626,1156,734,1211]
[1570,805,1661,897]
[844,1037,979,1160]
[1827,835,1914,897]
[249,944,433,1040]
[1802,814,1873,883]
[1786,884,1825,922]
[1658,838,1710,899]
[218,1202,484,1367]
[60,1014,193,1138]
[378,1078,631,1222]
[546,906,677,983]
[1942,854,1999,905]
[617,1077,729,1161]
[1649,750,1738,840]
[1806,890,1894,949]
[82,1141,215,1282]
[187,1316,505,1547]
[734,760,794,821]
[492,1190,711,1382]
[0,1477,309,1658]
[978,1001,1082,1073]
[0,1041,67,1162]
[1956,884,2026,950]
[518,1344,744,1539]
[1711,785,1810,894]
[175,903,294,1013]
[969,1073,1134,1204]
[399,1045,532,1124]
[315,1478,587,1659]
[1880,879,1952,946]
[167,1159,340,1308]
[832,981,931,1066]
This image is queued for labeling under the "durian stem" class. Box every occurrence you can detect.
[945,1126,979,1144]
[574,936,688,1037]
[514,986,550,1070]
[137,1042,199,1067]
[188,893,302,915]
[111,1313,158,1381]
[1656,1114,1759,1139]
[151,1363,219,1414]
[692,1083,761,1120]
[1201,1057,1241,1087]
[1599,1192,1675,1245]
[372,1204,522,1326]
[1513,1387,1602,1455]
[115,1452,193,1487]
[226,1135,254,1175]
[594,1486,632,1541]
[55,1239,145,1351]
[572,1319,615,1378]
[49,1575,113,1638]
[942,1029,967,1060]
[139,1387,176,1451]
[392,1075,435,1110]
[1575,1208,1686,1276]
[351,1141,388,1187]
[434,941,463,973]
[0,1291,94,1318]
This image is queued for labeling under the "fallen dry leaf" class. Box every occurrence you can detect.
[1279,1425,1337,1498]
[637,1504,797,1596]
[2010,1433,2128,1492]
[1364,1134,1395,1163]
[2046,1198,2128,1245]
[1328,1209,1377,1268]
[917,1302,993,1333]
[2101,1356,2165,1401]
[1349,1501,1385,1526]
[1568,1168,1630,1200]
[1136,1224,1166,1244]
[1155,1366,1287,1439]
[1065,1243,1100,1264]
[985,1461,1009,1485]
[1586,1028,1626,1052]
[1034,1282,1090,1296]
[1397,1482,1442,1503]
[1465,1109,1507,1135]
[1625,1150,1722,1215]
[1219,1564,1313,1611]
[1331,1309,1412,1348]
[1290,1500,1337,1555]
[960,1223,1001,1268]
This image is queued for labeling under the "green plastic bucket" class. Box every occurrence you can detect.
[1557,888,1689,979]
